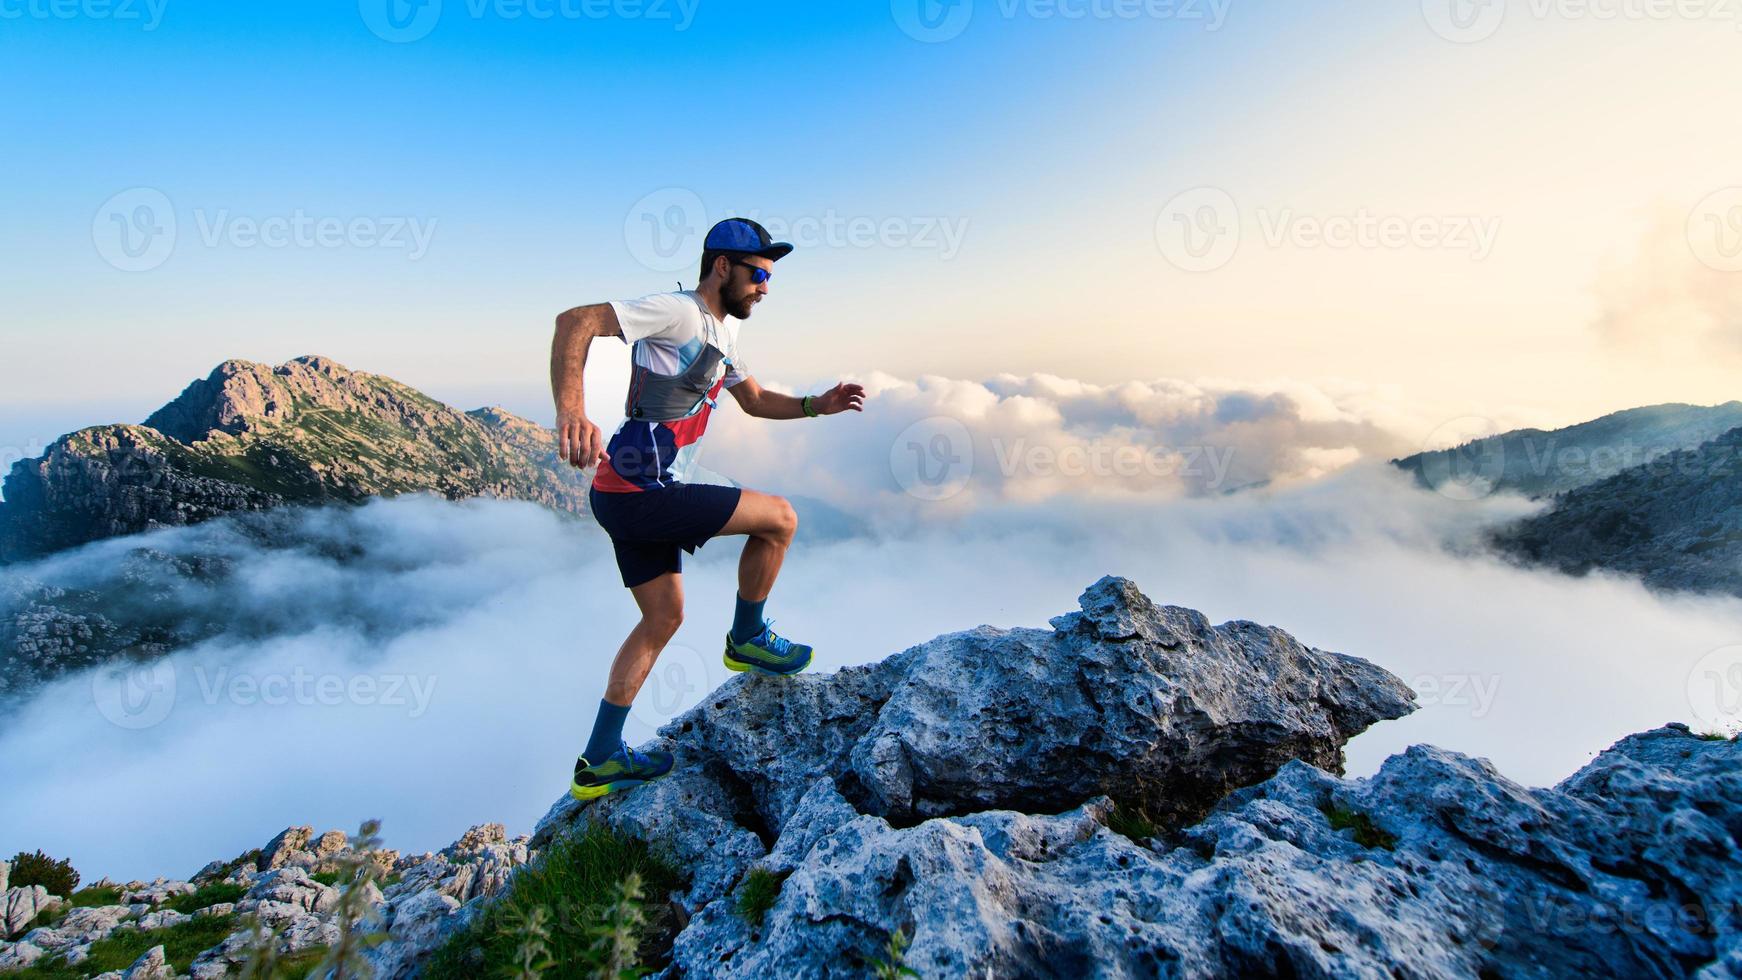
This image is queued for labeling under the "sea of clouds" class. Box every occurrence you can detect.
[2,371,1738,883]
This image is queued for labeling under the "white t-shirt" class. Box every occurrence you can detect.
[608,290,748,390]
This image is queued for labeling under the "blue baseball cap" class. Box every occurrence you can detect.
[704,217,793,261]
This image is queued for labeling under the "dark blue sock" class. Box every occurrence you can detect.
[731,592,767,644]
[583,698,631,765]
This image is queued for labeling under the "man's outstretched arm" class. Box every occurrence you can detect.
[728,377,866,419]
[551,304,624,469]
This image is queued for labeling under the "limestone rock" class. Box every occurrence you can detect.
[120,943,175,980]
[535,576,1415,914]
[2,885,56,940]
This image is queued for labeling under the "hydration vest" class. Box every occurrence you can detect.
[623,292,737,423]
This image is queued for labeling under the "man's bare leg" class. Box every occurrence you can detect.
[602,570,686,705]
[717,489,798,602]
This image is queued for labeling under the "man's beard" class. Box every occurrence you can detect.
[726,289,758,319]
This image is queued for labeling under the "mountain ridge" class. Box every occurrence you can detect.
[0,356,587,564]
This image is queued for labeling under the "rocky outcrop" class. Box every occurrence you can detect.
[2,884,58,941]
[521,576,1739,978]
[642,723,1739,978]
[522,576,1418,966]
[0,819,529,979]
[0,355,589,564]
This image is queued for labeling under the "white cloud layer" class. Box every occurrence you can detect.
[2,373,1738,885]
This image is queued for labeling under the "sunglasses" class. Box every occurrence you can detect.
[732,258,773,285]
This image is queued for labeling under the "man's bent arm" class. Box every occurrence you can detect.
[551,303,623,468]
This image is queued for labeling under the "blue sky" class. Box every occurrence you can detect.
[4,0,1740,455]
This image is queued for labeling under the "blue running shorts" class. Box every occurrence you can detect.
[588,482,744,588]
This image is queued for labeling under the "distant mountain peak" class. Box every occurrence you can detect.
[0,357,586,564]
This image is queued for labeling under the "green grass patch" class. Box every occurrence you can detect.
[69,886,124,909]
[1697,729,1739,742]
[734,868,790,929]
[270,943,333,978]
[1106,798,1162,842]
[164,881,247,914]
[1323,803,1398,850]
[310,870,346,887]
[421,821,686,980]
[10,914,237,979]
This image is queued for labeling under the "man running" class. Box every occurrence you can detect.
[551,217,865,801]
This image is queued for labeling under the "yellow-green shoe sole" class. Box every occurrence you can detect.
[723,648,812,676]
[570,777,645,801]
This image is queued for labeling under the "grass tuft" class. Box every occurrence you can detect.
[421,820,685,980]
[164,880,247,914]
[1322,803,1398,850]
[734,867,790,929]
[871,926,922,979]
[1106,799,1162,843]
[9,914,238,979]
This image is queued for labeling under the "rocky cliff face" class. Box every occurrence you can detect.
[0,356,587,563]
[1392,401,1742,501]
[4,577,1736,979]
[1487,425,1742,598]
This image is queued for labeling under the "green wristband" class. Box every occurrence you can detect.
[802,394,820,418]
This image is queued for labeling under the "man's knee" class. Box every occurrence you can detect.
[769,496,798,542]
[641,604,684,638]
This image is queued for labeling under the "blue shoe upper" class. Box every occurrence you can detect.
[757,618,797,657]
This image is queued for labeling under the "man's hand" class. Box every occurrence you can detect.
[814,382,866,415]
[557,412,609,469]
